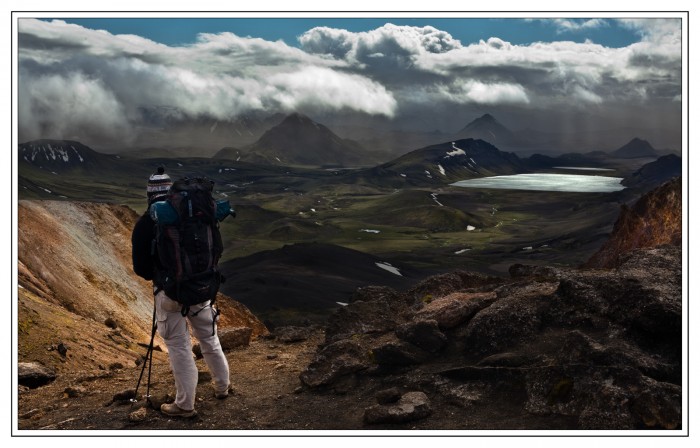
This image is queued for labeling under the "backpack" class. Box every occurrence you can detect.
[150,177,225,311]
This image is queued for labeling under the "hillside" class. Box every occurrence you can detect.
[219,242,426,325]
[355,138,524,187]
[622,154,682,192]
[17,200,267,376]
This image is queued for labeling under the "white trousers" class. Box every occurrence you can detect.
[155,290,230,411]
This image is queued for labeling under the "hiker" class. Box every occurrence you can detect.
[131,167,231,418]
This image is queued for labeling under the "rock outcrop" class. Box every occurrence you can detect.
[300,246,682,430]
[586,177,681,268]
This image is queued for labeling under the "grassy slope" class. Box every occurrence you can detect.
[19,153,626,279]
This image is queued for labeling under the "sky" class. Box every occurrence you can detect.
[16,15,684,150]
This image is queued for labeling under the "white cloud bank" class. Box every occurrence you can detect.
[17,18,681,146]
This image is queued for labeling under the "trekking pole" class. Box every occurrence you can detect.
[132,300,158,407]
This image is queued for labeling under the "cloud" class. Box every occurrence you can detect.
[433,81,530,105]
[617,18,682,44]
[17,18,681,148]
[17,19,395,144]
[550,18,610,33]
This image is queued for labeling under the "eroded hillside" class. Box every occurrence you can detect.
[17,200,266,374]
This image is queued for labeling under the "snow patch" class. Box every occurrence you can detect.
[177,163,183,167]
[360,229,380,234]
[437,164,446,176]
[210,121,218,134]
[375,262,402,276]
[454,248,471,254]
[310,208,316,212]
[336,302,348,307]
[523,246,533,250]
[400,173,407,178]
[445,142,466,158]
[275,157,282,162]
[430,193,444,207]
[467,225,476,231]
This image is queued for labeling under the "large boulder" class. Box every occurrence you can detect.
[18,362,56,388]
[414,292,497,329]
[395,319,447,353]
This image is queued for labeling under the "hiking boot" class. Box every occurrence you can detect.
[160,402,197,418]
[215,386,231,400]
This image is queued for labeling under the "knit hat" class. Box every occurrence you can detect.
[147,166,173,204]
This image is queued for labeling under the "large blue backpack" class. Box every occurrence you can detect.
[150,177,232,310]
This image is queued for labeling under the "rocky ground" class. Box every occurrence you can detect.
[15,324,579,432]
[18,245,683,432]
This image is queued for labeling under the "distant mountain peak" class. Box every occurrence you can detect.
[244,113,374,167]
[454,114,514,145]
[612,137,658,158]
[283,112,313,124]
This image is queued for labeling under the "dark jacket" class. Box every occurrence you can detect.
[131,212,157,282]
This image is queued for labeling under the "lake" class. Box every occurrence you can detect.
[451,173,626,193]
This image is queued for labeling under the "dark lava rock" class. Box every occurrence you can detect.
[461,294,547,357]
[57,342,68,357]
[300,241,681,430]
[64,386,86,398]
[395,319,447,353]
[325,286,413,344]
[111,389,137,405]
[415,292,497,329]
[104,317,118,329]
[300,340,370,388]
[274,326,312,343]
[371,337,431,367]
[364,391,432,424]
[376,387,403,404]
[18,362,56,388]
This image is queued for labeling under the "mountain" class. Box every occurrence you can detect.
[359,138,524,187]
[586,177,682,269]
[611,138,659,158]
[453,114,518,146]
[240,113,379,167]
[219,242,424,325]
[19,139,125,172]
[622,154,682,191]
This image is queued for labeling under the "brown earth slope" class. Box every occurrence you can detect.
[17,200,266,375]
